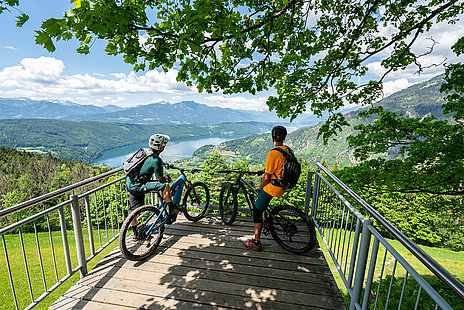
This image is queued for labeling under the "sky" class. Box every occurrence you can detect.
[1,0,463,111]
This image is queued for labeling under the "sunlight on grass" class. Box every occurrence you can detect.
[0,230,118,310]
[316,230,464,309]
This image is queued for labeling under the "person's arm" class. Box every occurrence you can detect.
[258,173,272,191]
[156,175,171,183]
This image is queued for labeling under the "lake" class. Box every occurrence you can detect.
[91,136,236,168]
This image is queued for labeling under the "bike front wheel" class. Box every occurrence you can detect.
[268,204,316,254]
[219,183,238,225]
[182,182,210,221]
[119,205,165,261]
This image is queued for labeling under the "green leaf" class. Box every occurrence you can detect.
[16,13,29,27]
[77,45,90,54]
[35,30,56,52]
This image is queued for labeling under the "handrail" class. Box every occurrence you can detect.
[0,167,123,219]
[315,162,464,301]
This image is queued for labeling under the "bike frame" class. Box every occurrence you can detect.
[230,172,260,212]
[139,170,192,233]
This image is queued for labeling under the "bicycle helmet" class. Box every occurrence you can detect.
[271,126,287,142]
[148,134,170,151]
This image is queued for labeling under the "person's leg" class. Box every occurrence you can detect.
[254,222,263,242]
[128,192,145,227]
[245,190,272,251]
[162,183,172,203]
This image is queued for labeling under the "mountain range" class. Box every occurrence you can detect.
[0,98,324,126]
[192,74,450,167]
[0,74,449,166]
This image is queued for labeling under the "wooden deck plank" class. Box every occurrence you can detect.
[50,215,346,310]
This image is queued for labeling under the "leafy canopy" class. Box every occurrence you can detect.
[2,0,463,195]
[2,0,463,136]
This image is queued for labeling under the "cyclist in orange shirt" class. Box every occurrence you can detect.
[244,126,289,251]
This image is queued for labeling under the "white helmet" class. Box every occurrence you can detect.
[149,134,170,151]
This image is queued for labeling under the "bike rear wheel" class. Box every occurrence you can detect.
[182,182,210,221]
[119,205,165,261]
[219,183,238,225]
[268,204,316,254]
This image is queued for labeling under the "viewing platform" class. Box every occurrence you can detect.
[3,164,461,309]
[50,215,346,309]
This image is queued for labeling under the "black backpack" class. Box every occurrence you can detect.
[271,147,301,190]
[122,148,153,183]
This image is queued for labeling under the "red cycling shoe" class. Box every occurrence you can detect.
[244,239,262,251]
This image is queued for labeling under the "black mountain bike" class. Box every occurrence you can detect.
[119,165,209,261]
[218,170,316,254]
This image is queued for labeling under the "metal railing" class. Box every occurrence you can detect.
[2,163,463,309]
[0,167,133,310]
[308,163,464,310]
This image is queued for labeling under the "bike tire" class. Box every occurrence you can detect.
[268,204,316,254]
[119,205,165,261]
[182,182,210,221]
[219,183,238,225]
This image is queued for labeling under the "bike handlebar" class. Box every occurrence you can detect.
[166,164,202,173]
[218,170,264,176]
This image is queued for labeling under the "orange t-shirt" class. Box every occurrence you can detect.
[263,145,289,198]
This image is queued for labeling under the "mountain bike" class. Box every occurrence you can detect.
[119,165,210,261]
[218,170,316,254]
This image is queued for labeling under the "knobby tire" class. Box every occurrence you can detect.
[219,183,238,225]
[182,182,210,221]
[268,204,316,254]
[119,205,165,261]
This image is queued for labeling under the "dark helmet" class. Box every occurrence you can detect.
[271,126,287,142]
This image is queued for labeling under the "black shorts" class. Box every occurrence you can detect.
[129,192,145,211]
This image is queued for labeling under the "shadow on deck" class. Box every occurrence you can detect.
[50,215,346,309]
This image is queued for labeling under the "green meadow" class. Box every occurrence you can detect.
[1,227,463,309]
[317,231,464,309]
[0,229,118,310]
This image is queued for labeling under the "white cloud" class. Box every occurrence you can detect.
[382,79,417,98]
[205,95,270,111]
[0,56,196,105]
[367,14,464,82]
[3,46,18,50]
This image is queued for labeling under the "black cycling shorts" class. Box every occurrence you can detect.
[129,192,145,211]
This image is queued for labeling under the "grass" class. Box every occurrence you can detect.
[0,229,118,310]
[1,217,462,310]
[316,229,464,309]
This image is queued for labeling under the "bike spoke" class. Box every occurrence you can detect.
[183,182,209,221]
[119,206,165,261]
[268,205,316,254]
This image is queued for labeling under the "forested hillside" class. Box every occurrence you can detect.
[0,120,273,162]
[193,74,450,168]
[0,147,111,226]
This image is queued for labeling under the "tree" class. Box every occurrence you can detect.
[2,0,463,195]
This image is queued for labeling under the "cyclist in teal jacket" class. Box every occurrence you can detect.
[126,134,179,231]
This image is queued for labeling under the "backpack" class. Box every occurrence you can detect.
[122,148,154,183]
[271,147,301,190]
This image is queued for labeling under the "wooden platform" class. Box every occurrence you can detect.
[50,215,346,309]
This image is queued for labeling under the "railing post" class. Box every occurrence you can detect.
[311,168,320,218]
[58,206,72,275]
[350,219,373,310]
[84,195,96,257]
[304,171,314,215]
[70,194,87,278]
